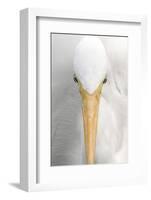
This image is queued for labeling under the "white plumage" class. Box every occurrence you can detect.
[52,36,128,166]
[73,36,108,94]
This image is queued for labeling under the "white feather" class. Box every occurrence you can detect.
[73,36,108,93]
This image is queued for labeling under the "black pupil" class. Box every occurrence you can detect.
[103,78,107,84]
[73,76,78,83]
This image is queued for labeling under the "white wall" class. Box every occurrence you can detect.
[0,0,150,199]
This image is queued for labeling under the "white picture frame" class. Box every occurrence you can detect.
[20,8,147,191]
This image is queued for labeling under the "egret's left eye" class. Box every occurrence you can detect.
[103,78,107,84]
[73,75,78,83]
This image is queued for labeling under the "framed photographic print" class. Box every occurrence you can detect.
[20,8,147,191]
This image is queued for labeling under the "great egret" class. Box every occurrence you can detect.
[51,36,128,166]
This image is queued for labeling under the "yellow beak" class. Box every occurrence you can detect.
[78,82,103,164]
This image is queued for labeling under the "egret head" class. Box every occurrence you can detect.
[73,36,108,164]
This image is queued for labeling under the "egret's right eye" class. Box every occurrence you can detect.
[73,75,78,83]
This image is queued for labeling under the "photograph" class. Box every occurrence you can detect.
[51,33,128,166]
[19,8,147,192]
